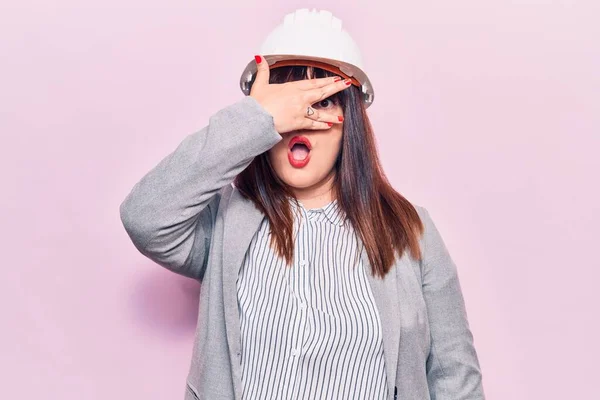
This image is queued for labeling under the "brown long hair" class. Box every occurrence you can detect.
[234,65,424,279]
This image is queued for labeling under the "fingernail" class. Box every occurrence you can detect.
[327,122,333,127]
[334,76,342,82]
[344,79,351,86]
[255,55,262,64]
[338,115,344,122]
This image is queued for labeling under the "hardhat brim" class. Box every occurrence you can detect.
[239,54,374,108]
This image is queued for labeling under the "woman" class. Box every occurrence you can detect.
[120,8,485,400]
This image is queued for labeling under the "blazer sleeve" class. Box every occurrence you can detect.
[119,96,282,281]
[416,206,486,399]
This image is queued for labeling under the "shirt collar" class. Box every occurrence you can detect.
[290,198,347,227]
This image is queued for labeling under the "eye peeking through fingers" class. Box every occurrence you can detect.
[312,97,337,110]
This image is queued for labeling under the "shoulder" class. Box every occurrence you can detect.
[412,203,429,221]
[412,202,434,239]
[410,203,447,264]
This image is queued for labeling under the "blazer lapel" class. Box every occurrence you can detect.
[222,188,265,396]
[363,248,402,398]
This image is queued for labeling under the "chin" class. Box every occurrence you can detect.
[278,170,319,189]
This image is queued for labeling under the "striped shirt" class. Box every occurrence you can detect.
[236,198,388,399]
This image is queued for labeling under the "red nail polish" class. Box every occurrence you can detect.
[344,79,351,86]
[327,122,333,127]
[338,116,344,122]
[334,76,342,82]
[255,55,262,64]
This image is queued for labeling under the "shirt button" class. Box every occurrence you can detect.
[299,302,306,310]
[291,349,299,357]
[299,260,307,266]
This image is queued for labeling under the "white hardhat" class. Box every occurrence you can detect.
[239,8,375,108]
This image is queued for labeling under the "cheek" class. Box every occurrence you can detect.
[326,137,342,156]
[325,127,343,158]
[268,141,283,157]
[267,142,288,169]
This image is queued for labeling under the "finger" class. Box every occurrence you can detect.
[300,118,334,130]
[304,106,344,125]
[305,78,352,103]
[304,105,320,121]
[294,75,343,90]
[253,55,270,88]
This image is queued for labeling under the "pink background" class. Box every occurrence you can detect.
[2,0,598,398]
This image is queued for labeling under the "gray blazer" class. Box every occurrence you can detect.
[119,96,485,400]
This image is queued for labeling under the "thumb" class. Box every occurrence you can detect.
[253,55,270,88]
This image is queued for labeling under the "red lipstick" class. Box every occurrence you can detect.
[288,135,312,168]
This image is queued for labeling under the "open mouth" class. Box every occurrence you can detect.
[288,135,312,167]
